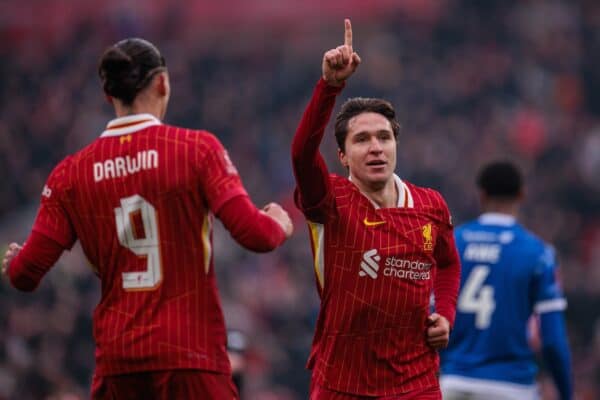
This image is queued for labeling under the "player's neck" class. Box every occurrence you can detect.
[113,97,165,121]
[480,193,522,218]
[481,202,519,217]
[354,177,398,208]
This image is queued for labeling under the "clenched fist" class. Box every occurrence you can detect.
[262,203,294,238]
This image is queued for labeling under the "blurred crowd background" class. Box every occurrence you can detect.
[1,0,599,399]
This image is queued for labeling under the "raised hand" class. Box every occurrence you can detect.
[262,203,294,238]
[2,242,22,276]
[322,19,362,87]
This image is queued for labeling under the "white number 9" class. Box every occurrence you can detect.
[115,194,162,290]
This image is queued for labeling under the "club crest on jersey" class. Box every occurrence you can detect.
[422,223,433,252]
[120,134,132,144]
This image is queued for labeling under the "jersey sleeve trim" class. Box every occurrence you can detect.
[308,221,325,290]
[534,298,567,314]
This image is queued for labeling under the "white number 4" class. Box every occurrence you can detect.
[458,265,495,329]
[115,194,162,290]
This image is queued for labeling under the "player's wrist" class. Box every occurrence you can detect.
[319,76,346,90]
[323,75,344,87]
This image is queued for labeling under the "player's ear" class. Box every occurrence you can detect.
[478,190,488,206]
[156,72,170,98]
[105,94,113,105]
[338,148,348,168]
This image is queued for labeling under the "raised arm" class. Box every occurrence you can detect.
[291,19,361,221]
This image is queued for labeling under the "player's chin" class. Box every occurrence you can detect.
[365,171,392,186]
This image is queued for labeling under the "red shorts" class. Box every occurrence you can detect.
[309,381,441,400]
[91,369,239,400]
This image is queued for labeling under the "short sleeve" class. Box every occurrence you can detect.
[195,133,248,214]
[31,158,77,249]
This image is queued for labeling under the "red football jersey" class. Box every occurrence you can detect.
[292,80,461,396]
[32,114,246,376]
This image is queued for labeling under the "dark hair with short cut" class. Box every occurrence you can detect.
[334,97,401,151]
[98,38,166,105]
[477,161,523,198]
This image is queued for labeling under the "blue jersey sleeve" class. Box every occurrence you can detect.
[532,245,567,313]
[540,312,573,400]
[533,244,572,400]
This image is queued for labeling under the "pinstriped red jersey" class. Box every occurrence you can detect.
[32,114,246,376]
[292,80,461,396]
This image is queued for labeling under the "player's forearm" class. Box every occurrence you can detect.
[8,231,64,291]
[291,79,343,207]
[433,228,461,327]
[433,260,460,327]
[217,195,286,252]
[540,312,573,400]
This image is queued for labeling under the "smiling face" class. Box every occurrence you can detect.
[338,112,397,191]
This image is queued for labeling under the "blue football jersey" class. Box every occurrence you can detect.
[440,213,567,385]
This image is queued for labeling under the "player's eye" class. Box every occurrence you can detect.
[354,134,368,143]
[378,132,392,141]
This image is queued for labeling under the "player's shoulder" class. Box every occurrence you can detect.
[453,218,487,243]
[454,219,479,234]
[503,220,544,246]
[518,226,555,258]
[330,174,351,186]
[49,154,76,175]
[404,180,443,199]
[170,125,224,150]
[44,154,76,191]
[404,180,449,210]
[157,123,211,140]
[329,174,363,197]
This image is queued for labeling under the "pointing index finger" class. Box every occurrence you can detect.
[344,18,353,49]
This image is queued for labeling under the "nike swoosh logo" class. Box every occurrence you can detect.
[363,218,386,227]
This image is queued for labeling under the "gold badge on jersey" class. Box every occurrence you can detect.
[120,134,132,144]
[422,223,433,252]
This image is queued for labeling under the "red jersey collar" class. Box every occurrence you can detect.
[349,173,414,209]
[100,113,162,138]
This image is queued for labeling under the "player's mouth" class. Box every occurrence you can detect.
[366,160,386,167]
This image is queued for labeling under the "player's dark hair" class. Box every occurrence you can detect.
[477,161,523,198]
[334,97,401,151]
[98,38,166,105]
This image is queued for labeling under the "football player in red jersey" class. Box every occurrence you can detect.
[292,20,461,399]
[2,38,293,400]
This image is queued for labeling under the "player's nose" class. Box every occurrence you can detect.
[368,137,383,152]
